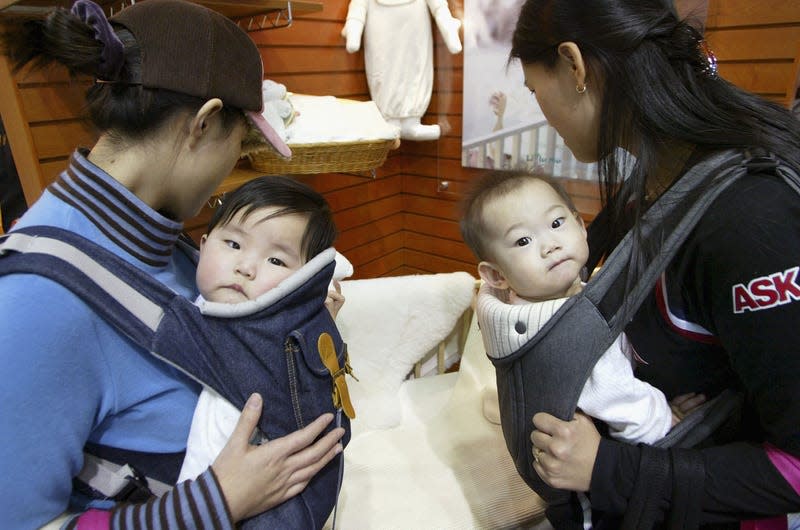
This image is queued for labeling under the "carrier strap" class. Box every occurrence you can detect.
[0,226,175,361]
[77,454,172,500]
[666,448,705,530]
[0,230,164,331]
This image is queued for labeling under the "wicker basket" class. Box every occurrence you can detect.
[247,138,396,174]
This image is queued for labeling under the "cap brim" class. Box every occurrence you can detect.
[244,110,292,158]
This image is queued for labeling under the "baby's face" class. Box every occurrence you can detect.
[481,179,588,302]
[196,206,308,303]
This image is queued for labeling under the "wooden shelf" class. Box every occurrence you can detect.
[0,0,322,23]
[195,0,321,21]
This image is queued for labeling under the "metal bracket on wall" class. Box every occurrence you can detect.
[236,0,292,31]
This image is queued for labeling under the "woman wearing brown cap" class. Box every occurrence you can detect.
[0,0,344,527]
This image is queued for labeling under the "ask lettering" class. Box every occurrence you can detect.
[732,266,800,314]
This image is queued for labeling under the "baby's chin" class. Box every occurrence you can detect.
[513,282,583,303]
[206,288,251,304]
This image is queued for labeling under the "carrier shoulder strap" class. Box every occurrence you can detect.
[0,226,173,345]
[0,226,190,498]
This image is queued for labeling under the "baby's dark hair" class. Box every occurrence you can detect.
[208,175,337,262]
[460,170,578,262]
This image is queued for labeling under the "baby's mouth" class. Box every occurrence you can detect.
[225,284,246,296]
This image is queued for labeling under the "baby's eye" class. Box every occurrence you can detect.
[225,240,240,250]
[267,257,287,267]
[551,217,565,229]
[515,236,532,247]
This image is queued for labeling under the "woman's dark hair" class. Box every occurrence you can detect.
[510,0,800,270]
[208,175,337,262]
[0,8,242,142]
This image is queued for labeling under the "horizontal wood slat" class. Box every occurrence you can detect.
[404,212,464,242]
[333,194,404,232]
[706,27,800,62]
[353,248,404,278]
[30,121,95,159]
[20,83,91,123]
[340,230,404,272]
[705,0,800,28]
[404,193,460,222]
[404,248,474,275]
[258,47,364,75]
[717,62,796,96]
[323,174,402,212]
[336,212,404,253]
[264,71,368,97]
[40,158,69,185]
[251,18,351,47]
[405,230,475,265]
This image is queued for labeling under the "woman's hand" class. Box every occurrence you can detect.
[531,411,600,492]
[670,392,707,425]
[212,393,345,522]
[325,281,345,320]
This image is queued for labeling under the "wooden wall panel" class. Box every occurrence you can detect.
[19,82,91,122]
[705,0,800,28]
[1,58,98,204]
[335,212,404,254]
[4,0,798,281]
[705,0,800,107]
[30,122,95,159]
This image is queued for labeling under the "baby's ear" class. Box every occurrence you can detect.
[574,211,586,231]
[478,261,509,290]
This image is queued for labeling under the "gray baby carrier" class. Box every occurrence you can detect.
[0,225,354,529]
[488,149,800,529]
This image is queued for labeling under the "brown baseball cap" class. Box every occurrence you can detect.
[110,0,290,157]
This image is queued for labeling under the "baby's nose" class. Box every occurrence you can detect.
[236,259,257,278]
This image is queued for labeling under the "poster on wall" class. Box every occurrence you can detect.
[461,0,597,180]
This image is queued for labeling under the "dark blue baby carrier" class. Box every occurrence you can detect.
[487,150,800,530]
[0,225,355,529]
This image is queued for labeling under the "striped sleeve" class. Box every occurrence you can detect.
[65,469,234,530]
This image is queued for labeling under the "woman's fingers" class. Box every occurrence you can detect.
[530,411,599,492]
[227,392,263,451]
[281,428,345,498]
[212,393,270,521]
[269,412,342,464]
[212,397,345,522]
[673,392,707,413]
[264,414,344,499]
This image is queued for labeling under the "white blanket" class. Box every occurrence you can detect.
[336,271,475,430]
[328,308,547,529]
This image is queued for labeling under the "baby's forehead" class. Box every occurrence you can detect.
[484,183,567,213]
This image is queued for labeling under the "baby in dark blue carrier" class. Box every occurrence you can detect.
[0,175,355,529]
[179,174,356,528]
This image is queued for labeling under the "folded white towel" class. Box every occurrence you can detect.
[287,94,400,144]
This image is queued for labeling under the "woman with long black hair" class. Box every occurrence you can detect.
[508,0,800,527]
